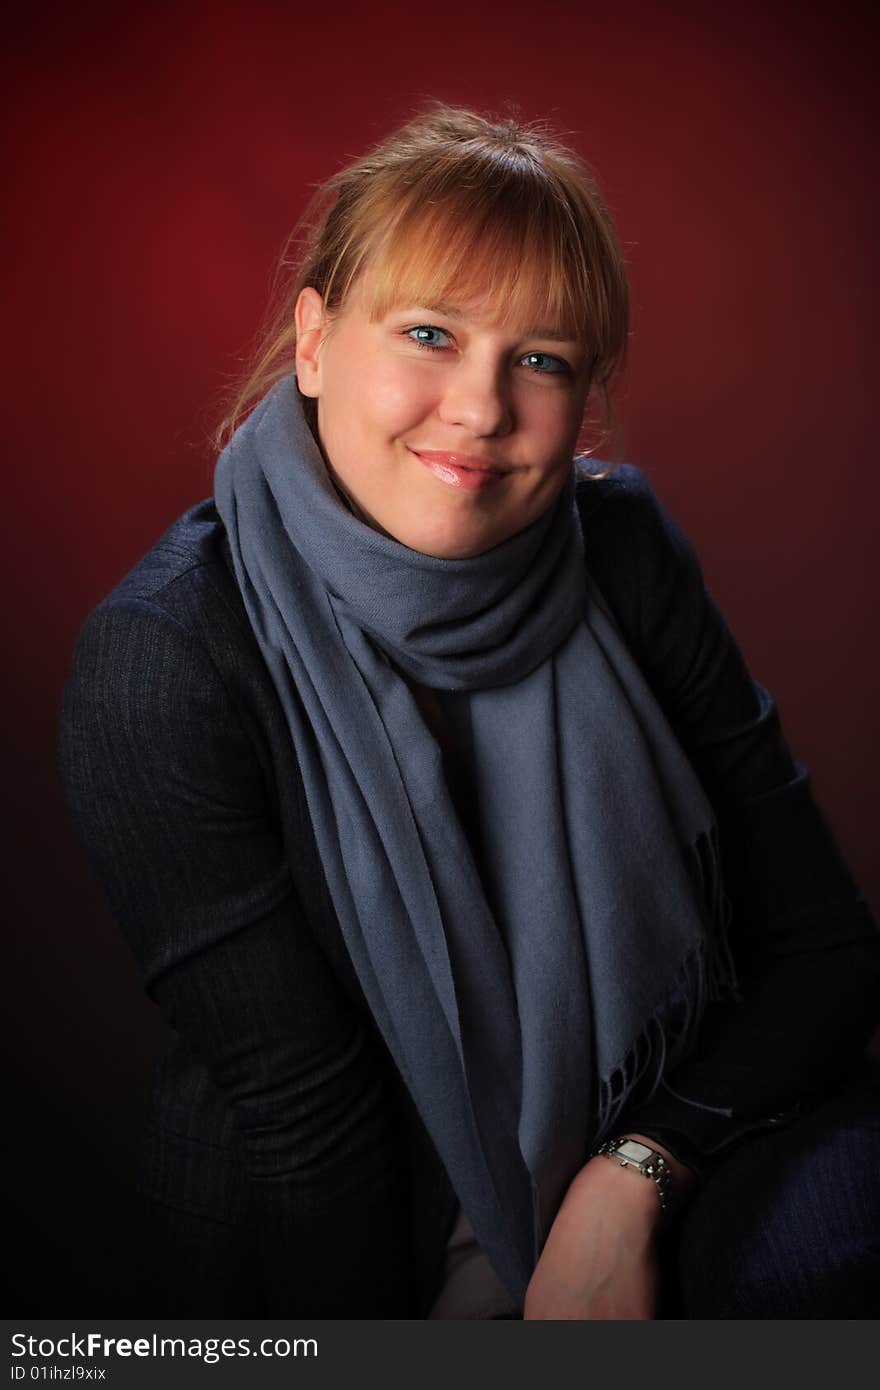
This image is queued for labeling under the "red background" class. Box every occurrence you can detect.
[7,1,876,1310]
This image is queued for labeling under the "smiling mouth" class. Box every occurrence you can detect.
[409,449,514,492]
[410,449,513,474]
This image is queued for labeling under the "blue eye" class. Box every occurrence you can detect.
[405,325,450,352]
[522,351,568,375]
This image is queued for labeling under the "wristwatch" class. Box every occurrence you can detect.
[592,1136,674,1214]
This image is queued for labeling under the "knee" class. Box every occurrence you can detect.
[677,1214,880,1319]
[673,1107,880,1318]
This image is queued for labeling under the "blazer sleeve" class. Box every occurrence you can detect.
[578,469,880,1172]
[57,593,411,1315]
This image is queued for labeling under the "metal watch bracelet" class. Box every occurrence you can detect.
[591,1136,674,1214]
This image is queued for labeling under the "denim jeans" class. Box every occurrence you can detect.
[657,1057,880,1318]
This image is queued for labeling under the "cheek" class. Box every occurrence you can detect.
[369,361,435,432]
[332,358,432,437]
[527,392,584,457]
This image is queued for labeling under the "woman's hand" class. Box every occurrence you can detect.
[523,1135,696,1320]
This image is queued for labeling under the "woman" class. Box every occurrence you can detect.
[58,102,880,1319]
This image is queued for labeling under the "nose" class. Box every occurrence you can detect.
[436,356,514,437]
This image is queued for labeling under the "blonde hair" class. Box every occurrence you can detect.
[216,101,630,460]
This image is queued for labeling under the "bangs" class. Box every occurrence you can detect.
[364,201,586,343]
[327,152,627,380]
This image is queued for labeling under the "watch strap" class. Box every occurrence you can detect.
[592,1135,674,1215]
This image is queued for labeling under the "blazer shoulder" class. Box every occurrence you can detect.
[58,501,276,828]
[574,458,654,509]
[72,498,255,675]
[58,502,273,802]
[573,461,705,639]
[97,497,234,615]
[574,460,689,544]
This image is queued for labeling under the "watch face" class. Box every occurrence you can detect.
[617,1140,653,1163]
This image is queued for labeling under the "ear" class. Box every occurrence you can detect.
[294,286,327,398]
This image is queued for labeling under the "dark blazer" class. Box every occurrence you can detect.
[57,465,880,1316]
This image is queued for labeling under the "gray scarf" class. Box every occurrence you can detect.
[214,374,735,1304]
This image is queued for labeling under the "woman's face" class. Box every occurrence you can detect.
[294,272,592,559]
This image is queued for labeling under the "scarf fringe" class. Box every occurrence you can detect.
[594,826,738,1143]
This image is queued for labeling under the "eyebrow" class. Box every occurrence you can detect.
[411,300,578,344]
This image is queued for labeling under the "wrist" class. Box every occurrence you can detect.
[572,1153,664,1237]
[557,1150,663,1253]
[589,1132,698,1226]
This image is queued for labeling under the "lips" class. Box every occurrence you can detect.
[409,449,513,492]
[412,450,511,474]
